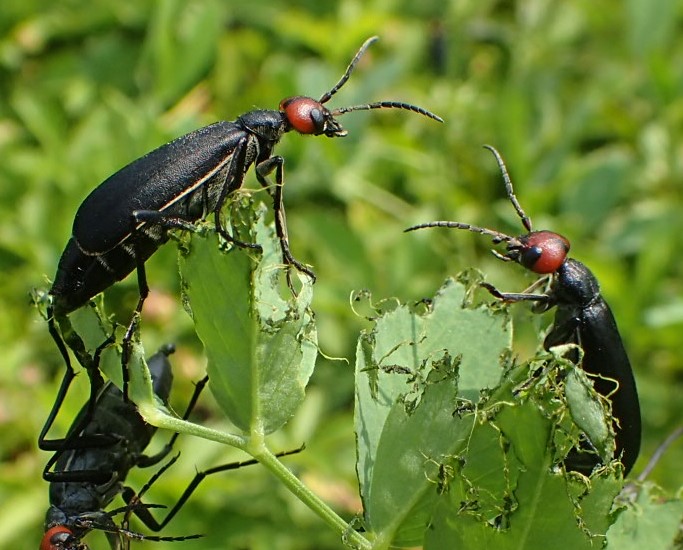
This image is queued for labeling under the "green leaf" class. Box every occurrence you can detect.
[59,298,120,385]
[356,276,626,548]
[606,483,683,549]
[564,362,613,464]
[424,378,623,550]
[179,203,316,436]
[355,276,512,545]
[126,338,159,410]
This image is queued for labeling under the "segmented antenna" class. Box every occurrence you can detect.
[483,145,532,232]
[318,36,444,123]
[319,36,379,105]
[404,220,516,244]
[332,101,443,122]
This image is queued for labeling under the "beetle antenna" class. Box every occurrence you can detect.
[404,221,516,244]
[318,37,443,122]
[483,145,532,232]
[331,101,443,122]
[318,36,379,105]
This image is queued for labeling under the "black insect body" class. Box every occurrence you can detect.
[50,35,442,315]
[41,346,197,550]
[540,258,640,474]
[46,35,442,418]
[405,145,641,475]
[41,345,302,550]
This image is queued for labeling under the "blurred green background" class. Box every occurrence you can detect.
[1,0,682,548]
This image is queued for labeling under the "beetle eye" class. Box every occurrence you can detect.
[41,526,77,550]
[309,108,326,133]
[519,246,543,271]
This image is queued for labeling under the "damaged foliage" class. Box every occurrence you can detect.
[354,275,626,548]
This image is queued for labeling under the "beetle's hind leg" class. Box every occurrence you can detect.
[118,210,193,403]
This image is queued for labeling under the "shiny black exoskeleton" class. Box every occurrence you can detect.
[535,258,640,474]
[406,145,641,475]
[40,345,301,550]
[50,36,442,316]
[45,36,442,423]
[41,345,191,550]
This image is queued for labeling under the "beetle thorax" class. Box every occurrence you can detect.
[552,258,601,307]
[237,109,289,143]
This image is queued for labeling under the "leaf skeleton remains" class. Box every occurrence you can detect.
[405,145,641,476]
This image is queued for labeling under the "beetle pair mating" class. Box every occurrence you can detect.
[43,36,441,436]
[41,36,442,547]
[406,145,641,475]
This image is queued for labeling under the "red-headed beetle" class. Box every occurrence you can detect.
[44,36,443,435]
[405,145,641,475]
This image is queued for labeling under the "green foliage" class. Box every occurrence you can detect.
[355,276,510,543]
[563,355,614,464]
[2,1,683,549]
[355,277,625,548]
[606,483,683,549]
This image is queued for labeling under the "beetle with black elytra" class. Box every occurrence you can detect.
[41,345,301,550]
[45,36,443,441]
[41,345,197,550]
[405,145,641,475]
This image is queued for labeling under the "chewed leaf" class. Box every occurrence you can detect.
[356,276,625,547]
[606,483,683,549]
[355,277,512,543]
[565,366,614,463]
[180,202,316,435]
[424,373,622,550]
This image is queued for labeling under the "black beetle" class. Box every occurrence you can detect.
[41,344,300,550]
[405,145,641,475]
[41,345,200,549]
[50,35,441,314]
[46,35,442,412]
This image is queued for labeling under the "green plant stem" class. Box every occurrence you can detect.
[137,404,248,449]
[138,405,372,549]
[258,448,372,550]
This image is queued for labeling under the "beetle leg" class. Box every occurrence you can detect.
[255,155,316,282]
[119,207,196,403]
[120,446,302,533]
[119,279,147,403]
[544,314,581,349]
[211,137,262,251]
[136,375,209,468]
[40,315,115,457]
[40,312,80,450]
[481,282,550,304]
[132,210,197,232]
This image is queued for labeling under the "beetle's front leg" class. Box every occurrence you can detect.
[212,138,262,251]
[255,156,316,282]
[481,282,550,305]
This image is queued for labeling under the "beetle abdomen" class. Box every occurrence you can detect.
[51,224,170,315]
